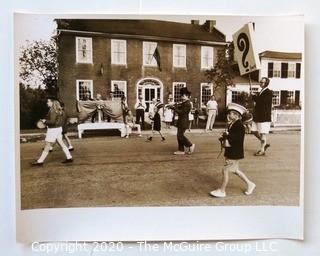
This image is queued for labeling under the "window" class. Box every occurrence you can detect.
[111,81,127,99]
[273,62,281,77]
[250,86,259,95]
[287,91,295,104]
[201,46,214,69]
[172,82,186,103]
[200,83,213,107]
[77,80,93,100]
[272,91,280,106]
[111,39,127,65]
[173,44,186,68]
[231,91,242,103]
[76,37,92,63]
[288,63,296,78]
[143,42,157,66]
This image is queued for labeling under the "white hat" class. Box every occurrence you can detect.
[227,103,247,116]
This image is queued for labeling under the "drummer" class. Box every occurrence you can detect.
[32,97,73,166]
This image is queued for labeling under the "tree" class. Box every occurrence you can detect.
[205,42,235,94]
[19,83,48,129]
[19,38,58,96]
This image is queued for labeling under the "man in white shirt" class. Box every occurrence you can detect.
[205,95,218,131]
[134,95,147,130]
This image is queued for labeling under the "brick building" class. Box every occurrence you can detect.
[55,19,227,118]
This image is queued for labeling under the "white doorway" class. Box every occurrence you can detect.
[137,78,163,112]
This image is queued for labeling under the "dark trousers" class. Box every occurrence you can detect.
[136,109,145,129]
[177,127,192,151]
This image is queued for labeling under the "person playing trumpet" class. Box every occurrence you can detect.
[210,103,256,198]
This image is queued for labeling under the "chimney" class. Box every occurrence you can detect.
[191,20,200,25]
[203,20,216,33]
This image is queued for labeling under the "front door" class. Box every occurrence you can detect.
[143,85,161,112]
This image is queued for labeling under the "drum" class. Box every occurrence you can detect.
[36,120,46,129]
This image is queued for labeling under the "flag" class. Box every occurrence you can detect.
[153,46,162,71]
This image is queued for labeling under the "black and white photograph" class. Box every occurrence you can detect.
[15,13,304,242]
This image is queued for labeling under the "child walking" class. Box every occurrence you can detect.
[210,103,256,198]
[32,97,73,166]
[147,104,165,142]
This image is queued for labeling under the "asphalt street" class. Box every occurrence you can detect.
[20,130,301,209]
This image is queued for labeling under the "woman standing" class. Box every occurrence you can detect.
[32,97,73,166]
[164,98,174,129]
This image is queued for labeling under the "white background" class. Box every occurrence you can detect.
[1,0,320,255]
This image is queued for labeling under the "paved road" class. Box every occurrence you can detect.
[20,131,301,209]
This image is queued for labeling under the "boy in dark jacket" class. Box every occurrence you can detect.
[210,103,256,198]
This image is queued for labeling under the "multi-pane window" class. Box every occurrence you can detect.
[288,63,296,78]
[76,37,92,63]
[272,91,280,106]
[231,91,242,103]
[111,81,127,99]
[273,62,281,77]
[111,39,127,65]
[287,91,295,104]
[77,80,93,100]
[173,44,186,68]
[172,82,186,103]
[201,46,214,69]
[143,42,157,66]
[201,83,213,107]
[250,86,259,95]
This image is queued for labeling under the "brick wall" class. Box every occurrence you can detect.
[57,33,226,117]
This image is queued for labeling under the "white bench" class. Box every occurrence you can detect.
[77,122,126,138]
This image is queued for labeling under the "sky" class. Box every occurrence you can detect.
[14,14,304,54]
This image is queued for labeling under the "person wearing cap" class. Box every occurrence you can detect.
[251,77,273,156]
[134,95,147,130]
[172,87,195,155]
[210,103,256,198]
[31,97,73,166]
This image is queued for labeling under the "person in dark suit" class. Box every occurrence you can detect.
[210,103,256,198]
[172,87,195,155]
[251,77,273,156]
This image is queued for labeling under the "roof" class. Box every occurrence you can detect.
[259,51,302,60]
[56,19,226,44]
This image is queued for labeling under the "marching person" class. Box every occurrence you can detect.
[251,77,273,156]
[172,87,195,155]
[48,102,74,152]
[205,95,218,132]
[147,103,165,142]
[32,97,73,166]
[134,95,147,130]
[210,103,256,198]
